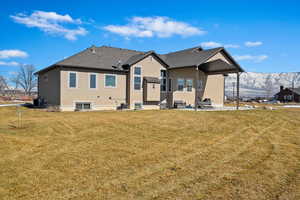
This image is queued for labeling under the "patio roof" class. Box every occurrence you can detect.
[198,59,241,74]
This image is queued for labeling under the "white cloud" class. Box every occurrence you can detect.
[201,41,222,48]
[245,41,263,47]
[10,11,87,40]
[0,61,20,66]
[0,50,28,59]
[201,41,240,49]
[224,44,240,48]
[104,16,205,38]
[234,54,268,62]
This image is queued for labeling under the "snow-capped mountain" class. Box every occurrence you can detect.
[225,72,300,97]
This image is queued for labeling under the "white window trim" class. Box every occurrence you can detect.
[133,66,142,90]
[104,74,117,88]
[186,78,193,92]
[73,101,94,110]
[133,101,143,110]
[68,71,78,89]
[177,78,184,92]
[88,73,98,89]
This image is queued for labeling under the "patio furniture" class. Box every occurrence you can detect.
[174,100,186,109]
[198,98,213,109]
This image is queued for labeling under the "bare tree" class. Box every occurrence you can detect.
[263,74,274,99]
[0,75,9,96]
[291,72,300,102]
[12,64,37,95]
[291,72,300,88]
[10,71,20,90]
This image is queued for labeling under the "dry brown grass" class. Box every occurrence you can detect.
[0,107,299,200]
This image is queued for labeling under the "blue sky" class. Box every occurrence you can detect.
[1,0,300,78]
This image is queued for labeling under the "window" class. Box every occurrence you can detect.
[177,78,184,91]
[134,66,141,75]
[75,102,91,110]
[186,79,193,92]
[43,75,48,82]
[105,75,116,88]
[160,70,167,92]
[69,72,77,88]
[134,102,142,110]
[134,66,141,90]
[197,79,203,90]
[89,74,97,89]
[168,78,172,92]
[134,77,141,90]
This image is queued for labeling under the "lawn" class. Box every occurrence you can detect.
[0,107,299,200]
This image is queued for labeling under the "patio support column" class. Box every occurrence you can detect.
[194,67,199,111]
[236,72,240,110]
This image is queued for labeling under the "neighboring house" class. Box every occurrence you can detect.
[36,45,243,111]
[275,86,300,102]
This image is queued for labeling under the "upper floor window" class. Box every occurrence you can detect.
[134,66,141,90]
[160,70,167,92]
[89,74,97,89]
[134,66,141,75]
[105,74,116,88]
[177,78,184,91]
[69,72,77,88]
[186,79,193,92]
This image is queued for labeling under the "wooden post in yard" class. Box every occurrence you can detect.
[236,72,240,110]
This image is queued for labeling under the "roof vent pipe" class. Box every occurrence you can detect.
[90,45,96,54]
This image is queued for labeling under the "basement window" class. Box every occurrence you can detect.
[134,102,142,110]
[75,102,91,110]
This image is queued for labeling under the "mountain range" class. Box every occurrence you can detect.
[225,72,300,97]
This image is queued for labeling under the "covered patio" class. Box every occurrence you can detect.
[194,56,244,110]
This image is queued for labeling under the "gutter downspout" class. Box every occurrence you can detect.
[194,67,199,111]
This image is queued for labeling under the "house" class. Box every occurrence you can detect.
[36,45,244,111]
[275,86,300,102]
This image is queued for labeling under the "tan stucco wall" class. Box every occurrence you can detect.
[169,67,224,107]
[129,55,166,109]
[144,82,160,101]
[202,74,224,106]
[38,68,60,105]
[60,68,127,111]
[168,68,197,106]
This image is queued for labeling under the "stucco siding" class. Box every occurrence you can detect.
[168,68,197,106]
[169,68,224,107]
[60,68,127,111]
[202,74,224,106]
[129,55,166,109]
[38,68,60,106]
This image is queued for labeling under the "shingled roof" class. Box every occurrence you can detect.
[55,45,143,71]
[291,88,300,95]
[36,45,243,74]
[160,47,222,68]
